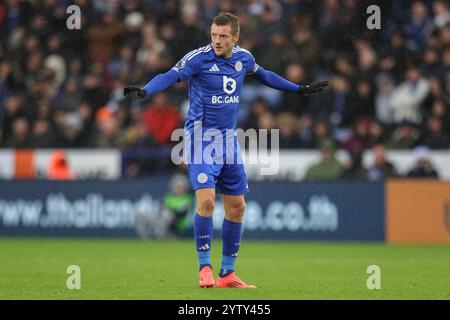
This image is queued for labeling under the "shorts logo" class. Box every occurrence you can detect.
[235,61,242,72]
[197,173,208,184]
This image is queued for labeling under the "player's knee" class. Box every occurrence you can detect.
[226,202,246,221]
[198,197,215,215]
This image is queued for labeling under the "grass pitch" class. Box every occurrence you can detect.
[0,238,449,299]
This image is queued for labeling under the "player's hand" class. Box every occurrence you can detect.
[123,86,147,98]
[298,81,329,95]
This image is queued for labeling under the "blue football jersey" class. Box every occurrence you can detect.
[171,44,259,138]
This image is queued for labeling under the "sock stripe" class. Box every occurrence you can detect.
[198,251,210,265]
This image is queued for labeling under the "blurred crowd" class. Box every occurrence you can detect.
[0,0,449,158]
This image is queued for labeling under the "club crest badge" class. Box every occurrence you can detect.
[235,61,242,72]
[197,173,208,184]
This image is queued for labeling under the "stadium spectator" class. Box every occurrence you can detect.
[386,32,409,83]
[142,92,181,145]
[297,114,315,149]
[126,120,156,148]
[32,118,56,148]
[433,0,450,28]
[95,107,123,148]
[75,101,96,146]
[0,0,449,159]
[309,73,351,128]
[311,118,333,149]
[4,117,32,148]
[243,97,269,131]
[404,1,435,53]
[390,67,430,125]
[304,138,343,181]
[368,120,389,147]
[257,110,277,133]
[293,22,321,71]
[107,45,135,79]
[279,62,309,116]
[354,38,378,80]
[172,7,209,60]
[136,23,167,67]
[427,76,446,109]
[82,72,109,112]
[257,31,291,76]
[161,174,194,237]
[47,149,75,180]
[420,47,441,78]
[57,112,85,148]
[406,146,439,178]
[277,112,302,149]
[374,72,395,126]
[418,116,450,149]
[249,110,277,149]
[58,77,83,112]
[2,95,27,141]
[428,99,450,133]
[366,144,398,181]
[343,78,375,127]
[341,115,373,154]
[133,173,193,238]
[340,150,367,181]
[387,120,420,149]
[86,10,124,64]
[318,0,340,51]
[334,54,357,80]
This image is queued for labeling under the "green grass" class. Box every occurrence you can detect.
[0,238,449,299]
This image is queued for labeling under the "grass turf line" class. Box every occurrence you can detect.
[0,238,449,299]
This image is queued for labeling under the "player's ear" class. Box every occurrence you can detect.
[233,33,240,44]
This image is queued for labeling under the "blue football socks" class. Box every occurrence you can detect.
[220,218,242,277]
[194,213,213,271]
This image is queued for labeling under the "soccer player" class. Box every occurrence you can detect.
[124,12,328,288]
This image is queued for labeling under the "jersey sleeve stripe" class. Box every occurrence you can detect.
[181,49,201,62]
[232,46,252,55]
[187,47,212,61]
[180,45,212,63]
[172,45,212,72]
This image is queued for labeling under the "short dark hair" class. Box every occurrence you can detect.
[212,12,240,35]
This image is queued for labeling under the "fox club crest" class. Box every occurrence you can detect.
[235,61,242,71]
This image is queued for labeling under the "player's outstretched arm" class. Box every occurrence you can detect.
[251,65,328,95]
[123,69,180,98]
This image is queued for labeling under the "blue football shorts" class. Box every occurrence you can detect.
[185,138,249,195]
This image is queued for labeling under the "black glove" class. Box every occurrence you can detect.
[298,81,329,95]
[123,86,147,98]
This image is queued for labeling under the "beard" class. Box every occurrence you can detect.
[214,47,230,57]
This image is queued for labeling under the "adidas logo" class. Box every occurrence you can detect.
[198,244,210,251]
[209,64,220,72]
